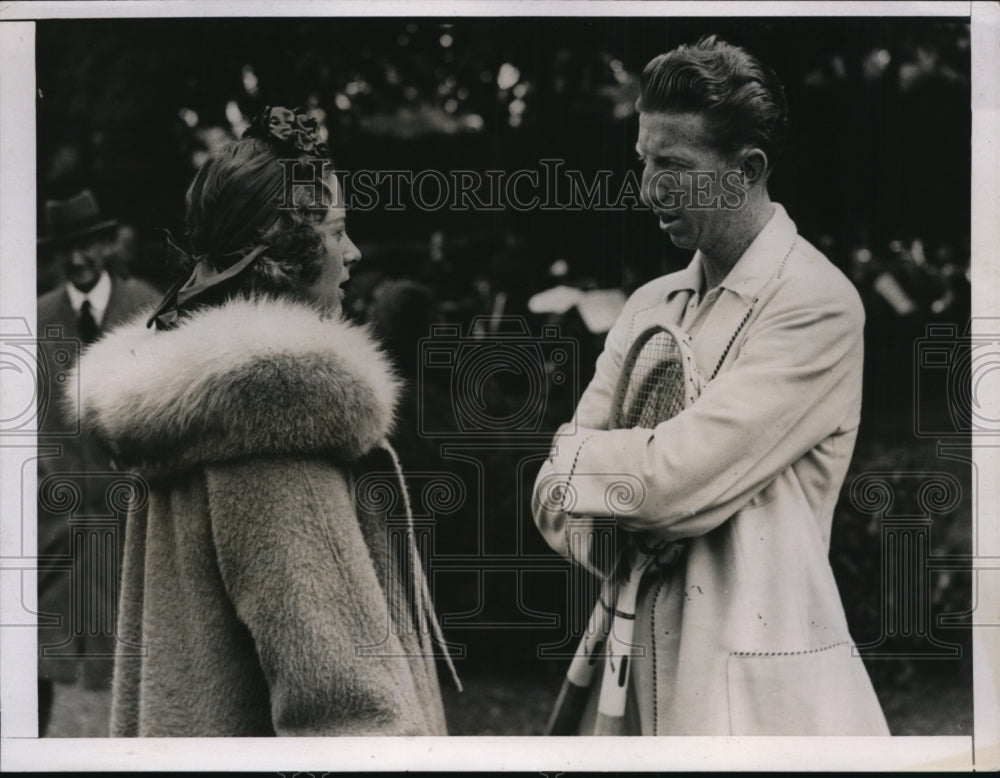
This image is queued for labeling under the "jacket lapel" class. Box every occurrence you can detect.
[638,257,700,334]
[650,253,754,379]
[102,277,131,330]
[46,288,80,340]
[688,204,800,380]
[690,291,754,380]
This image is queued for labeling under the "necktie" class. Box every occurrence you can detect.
[79,299,100,345]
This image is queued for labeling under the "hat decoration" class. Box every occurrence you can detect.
[242,105,329,158]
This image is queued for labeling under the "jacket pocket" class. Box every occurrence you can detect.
[726,642,890,735]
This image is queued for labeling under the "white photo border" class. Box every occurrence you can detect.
[1,0,997,771]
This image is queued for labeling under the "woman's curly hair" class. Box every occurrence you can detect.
[183,137,332,300]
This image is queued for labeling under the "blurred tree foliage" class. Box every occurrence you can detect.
[37,17,970,287]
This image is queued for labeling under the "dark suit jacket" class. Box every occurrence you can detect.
[36,276,161,686]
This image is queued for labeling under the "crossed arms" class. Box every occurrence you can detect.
[532,273,865,566]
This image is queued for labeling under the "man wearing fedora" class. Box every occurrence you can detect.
[36,190,160,735]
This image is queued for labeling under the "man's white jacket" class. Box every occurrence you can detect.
[533,204,890,735]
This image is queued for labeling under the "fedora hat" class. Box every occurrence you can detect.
[38,190,119,246]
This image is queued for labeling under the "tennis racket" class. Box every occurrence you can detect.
[545,320,702,736]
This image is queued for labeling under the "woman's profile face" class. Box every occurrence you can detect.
[304,174,361,315]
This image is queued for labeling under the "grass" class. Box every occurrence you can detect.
[43,668,969,737]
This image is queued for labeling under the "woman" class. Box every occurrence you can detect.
[70,106,459,736]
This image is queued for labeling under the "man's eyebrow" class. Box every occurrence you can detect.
[654,149,693,165]
[637,140,682,159]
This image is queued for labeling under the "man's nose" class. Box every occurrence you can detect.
[639,167,653,208]
[70,247,88,265]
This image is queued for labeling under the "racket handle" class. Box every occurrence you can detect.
[565,593,613,686]
[546,584,615,736]
[593,711,628,736]
[594,611,634,734]
[596,565,644,722]
[597,629,633,718]
[544,677,593,735]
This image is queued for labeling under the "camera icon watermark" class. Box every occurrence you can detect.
[417,316,577,439]
[352,470,467,659]
[913,319,1000,438]
[534,471,647,518]
[34,472,149,660]
[0,317,80,436]
[848,471,972,659]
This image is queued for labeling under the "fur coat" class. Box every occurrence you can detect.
[71,296,453,736]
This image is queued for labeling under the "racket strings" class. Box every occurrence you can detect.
[630,362,684,428]
[614,326,692,567]
[618,330,687,430]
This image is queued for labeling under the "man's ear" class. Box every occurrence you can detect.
[739,148,770,186]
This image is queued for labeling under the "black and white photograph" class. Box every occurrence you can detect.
[0,0,997,772]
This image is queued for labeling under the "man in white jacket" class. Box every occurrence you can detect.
[533,36,889,735]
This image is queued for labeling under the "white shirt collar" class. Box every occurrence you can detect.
[689,202,798,304]
[66,270,113,323]
[667,203,798,304]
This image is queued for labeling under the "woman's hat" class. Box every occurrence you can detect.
[38,190,119,246]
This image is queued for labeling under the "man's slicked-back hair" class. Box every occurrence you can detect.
[638,35,789,168]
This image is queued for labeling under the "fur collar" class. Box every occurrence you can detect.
[69,296,400,475]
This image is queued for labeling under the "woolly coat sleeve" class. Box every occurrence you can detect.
[204,456,429,736]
